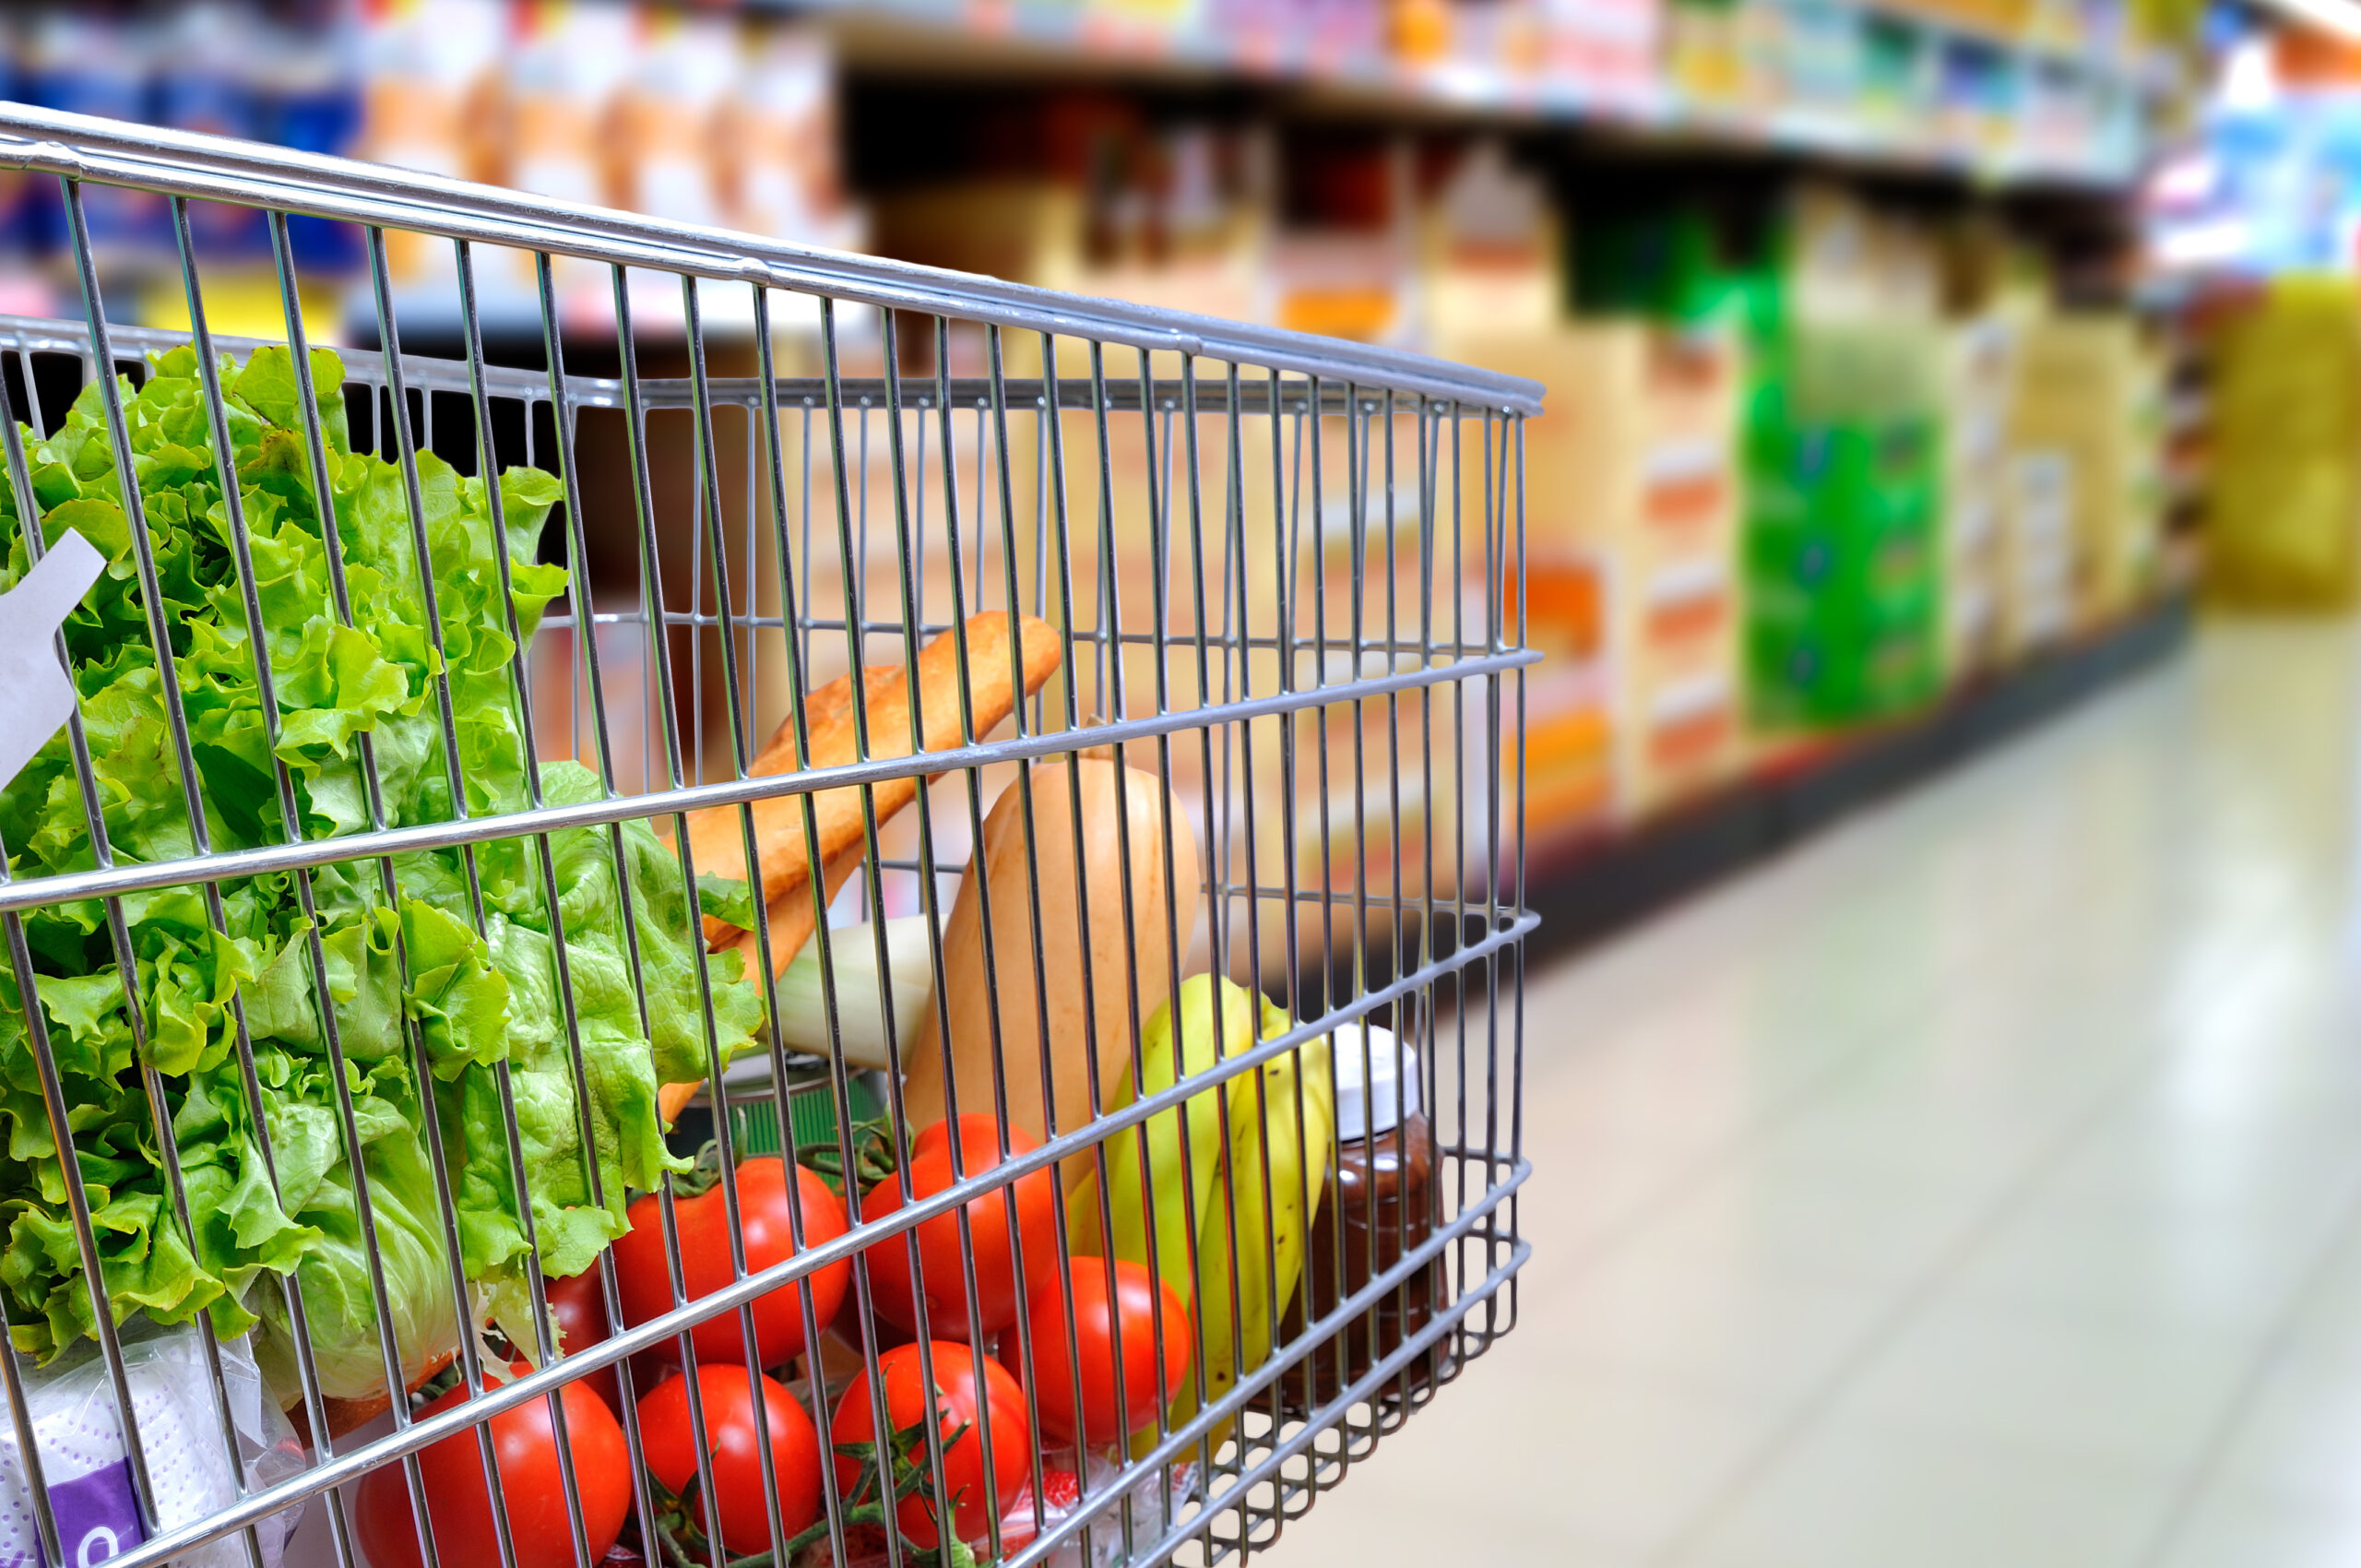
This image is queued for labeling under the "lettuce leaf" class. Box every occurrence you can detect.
[0,345,763,1400]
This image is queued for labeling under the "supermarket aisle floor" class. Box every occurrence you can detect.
[1269,617,2361,1568]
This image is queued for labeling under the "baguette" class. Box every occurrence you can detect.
[686,612,1062,949]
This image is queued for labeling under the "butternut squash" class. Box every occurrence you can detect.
[901,754,1203,1189]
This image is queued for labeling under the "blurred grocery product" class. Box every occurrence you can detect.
[2009,314,2165,625]
[612,6,737,230]
[1746,321,1947,730]
[0,2,859,335]
[1465,321,1745,816]
[1420,139,1562,346]
[2204,278,2361,610]
[1584,184,1953,732]
[1943,314,2016,675]
[361,0,506,289]
[1271,134,1416,345]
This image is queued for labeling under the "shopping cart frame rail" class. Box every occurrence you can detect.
[0,104,1544,415]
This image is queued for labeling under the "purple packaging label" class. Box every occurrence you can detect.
[38,1462,144,1568]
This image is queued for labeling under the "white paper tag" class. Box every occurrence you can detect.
[0,529,105,791]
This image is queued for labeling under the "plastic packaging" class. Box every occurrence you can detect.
[0,1321,306,1568]
[994,1451,1200,1568]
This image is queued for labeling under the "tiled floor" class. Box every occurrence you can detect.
[1269,617,2361,1568]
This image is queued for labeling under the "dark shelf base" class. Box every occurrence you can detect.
[1522,592,2195,964]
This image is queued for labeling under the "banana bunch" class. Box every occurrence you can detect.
[1069,974,1335,1451]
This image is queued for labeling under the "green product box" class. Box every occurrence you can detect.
[1747,617,1943,728]
[1573,208,1773,331]
[1747,417,1939,508]
[1747,555,1940,636]
[1747,496,1939,591]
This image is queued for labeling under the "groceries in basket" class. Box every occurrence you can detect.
[900,747,1202,1195]
[352,1360,632,1568]
[675,612,1064,987]
[859,1114,1061,1339]
[1067,976,1335,1445]
[609,1158,851,1369]
[4,334,1411,1568]
[649,609,1064,1121]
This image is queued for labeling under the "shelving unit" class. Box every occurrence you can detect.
[0,0,2199,975]
[1525,587,2190,956]
[811,0,2162,185]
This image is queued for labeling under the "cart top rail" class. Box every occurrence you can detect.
[0,101,1547,416]
[0,313,1495,419]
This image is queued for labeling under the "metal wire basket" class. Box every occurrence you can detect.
[0,104,1537,1568]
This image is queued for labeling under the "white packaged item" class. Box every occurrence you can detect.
[0,1321,305,1568]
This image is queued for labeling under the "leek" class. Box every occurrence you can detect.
[775,914,938,1070]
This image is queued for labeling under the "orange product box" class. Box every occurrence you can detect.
[1434,321,1744,822]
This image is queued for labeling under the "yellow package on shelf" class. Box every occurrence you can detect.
[2011,314,2159,627]
[1943,314,2018,676]
[2207,276,2361,611]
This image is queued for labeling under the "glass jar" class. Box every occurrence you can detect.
[1271,1019,1436,1414]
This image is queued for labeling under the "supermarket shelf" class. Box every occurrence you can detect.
[1299,594,2189,1025]
[1520,589,2192,960]
[819,0,2155,189]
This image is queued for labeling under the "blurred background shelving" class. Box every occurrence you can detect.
[0,0,2291,967]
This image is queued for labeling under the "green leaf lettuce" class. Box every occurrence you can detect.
[0,345,763,1402]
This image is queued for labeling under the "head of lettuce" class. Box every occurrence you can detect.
[0,344,762,1404]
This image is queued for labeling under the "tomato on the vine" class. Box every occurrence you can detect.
[534,1269,623,1414]
[828,1341,1030,1549]
[613,1158,850,1368]
[353,1373,631,1568]
[860,1115,1058,1338]
[637,1365,825,1553]
[1023,1257,1192,1443]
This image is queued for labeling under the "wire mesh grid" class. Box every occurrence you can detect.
[0,105,1538,1568]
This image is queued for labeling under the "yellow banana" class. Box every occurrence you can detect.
[1069,974,1254,1302]
[1164,1149,1234,1446]
[1071,979,1337,1459]
[1205,1060,1273,1450]
[1257,994,1334,1349]
[1186,997,1336,1450]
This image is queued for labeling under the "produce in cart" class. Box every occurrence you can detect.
[1068,975,1335,1443]
[352,1366,632,1568]
[0,94,1532,1568]
[0,344,765,1412]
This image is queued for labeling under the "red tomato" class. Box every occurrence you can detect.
[536,1269,622,1414]
[828,1341,1030,1549]
[613,1158,850,1369]
[636,1366,824,1553]
[1024,1258,1192,1443]
[354,1373,631,1568]
[861,1115,1059,1338]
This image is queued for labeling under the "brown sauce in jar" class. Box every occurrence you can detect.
[1268,1023,1437,1414]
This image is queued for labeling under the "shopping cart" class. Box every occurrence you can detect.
[0,104,1537,1568]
